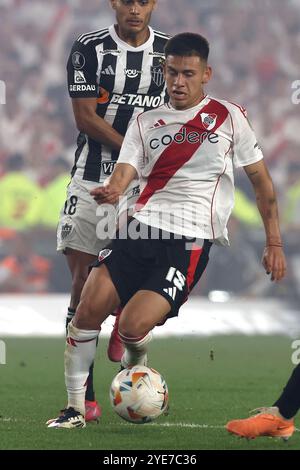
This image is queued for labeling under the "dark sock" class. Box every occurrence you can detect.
[66,307,76,334]
[85,363,96,402]
[273,363,300,419]
[85,337,99,402]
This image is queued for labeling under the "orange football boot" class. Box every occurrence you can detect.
[226,407,295,440]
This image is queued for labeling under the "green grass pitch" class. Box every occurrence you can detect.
[0,336,298,450]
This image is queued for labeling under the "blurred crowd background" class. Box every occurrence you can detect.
[0,0,299,299]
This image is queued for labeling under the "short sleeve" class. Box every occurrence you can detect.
[117,117,145,177]
[67,39,99,98]
[232,107,264,168]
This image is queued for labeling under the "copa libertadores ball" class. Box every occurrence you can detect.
[110,365,169,424]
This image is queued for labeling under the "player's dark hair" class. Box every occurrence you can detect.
[165,32,209,62]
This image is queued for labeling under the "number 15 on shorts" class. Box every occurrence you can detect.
[166,267,186,290]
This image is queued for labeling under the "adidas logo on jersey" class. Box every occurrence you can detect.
[101,65,115,76]
[150,119,166,129]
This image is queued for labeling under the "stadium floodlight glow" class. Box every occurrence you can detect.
[208,290,231,303]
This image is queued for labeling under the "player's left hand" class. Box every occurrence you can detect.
[261,246,287,281]
[90,185,121,205]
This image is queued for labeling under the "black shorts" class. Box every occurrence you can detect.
[93,222,212,319]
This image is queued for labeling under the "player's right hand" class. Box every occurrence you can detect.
[90,185,121,205]
[261,246,287,282]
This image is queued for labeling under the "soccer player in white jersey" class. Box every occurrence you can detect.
[57,0,169,422]
[48,32,286,428]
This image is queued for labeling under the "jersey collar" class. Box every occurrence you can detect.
[109,24,154,52]
[167,94,210,112]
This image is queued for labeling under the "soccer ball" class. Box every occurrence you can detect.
[110,365,169,424]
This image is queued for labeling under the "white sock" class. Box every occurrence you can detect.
[65,321,100,416]
[119,331,153,368]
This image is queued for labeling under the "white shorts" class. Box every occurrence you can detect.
[57,177,139,256]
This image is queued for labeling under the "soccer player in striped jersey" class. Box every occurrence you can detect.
[48,32,286,429]
[57,0,169,422]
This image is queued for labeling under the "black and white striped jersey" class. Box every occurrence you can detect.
[67,24,170,183]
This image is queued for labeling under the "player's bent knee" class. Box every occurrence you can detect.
[73,298,100,329]
[118,317,150,339]
[73,304,90,329]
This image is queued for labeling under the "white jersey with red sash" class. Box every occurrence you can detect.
[118,95,263,245]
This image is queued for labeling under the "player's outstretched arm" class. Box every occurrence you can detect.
[244,159,287,281]
[91,163,137,205]
[72,97,124,150]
